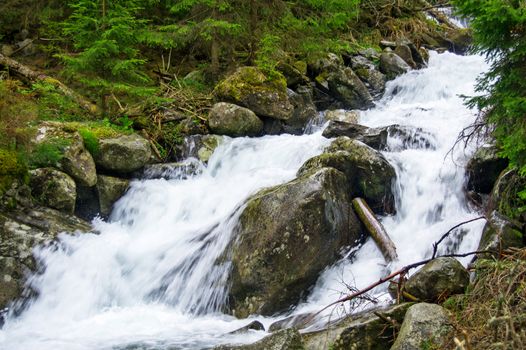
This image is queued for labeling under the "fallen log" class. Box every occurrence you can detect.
[0,53,98,115]
[352,197,398,263]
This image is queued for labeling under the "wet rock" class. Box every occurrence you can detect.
[322,120,388,150]
[395,44,417,69]
[282,86,318,134]
[354,67,386,96]
[33,122,97,187]
[214,67,293,121]
[303,303,411,350]
[29,168,77,213]
[180,134,225,163]
[466,145,508,194]
[324,110,359,124]
[477,211,524,253]
[299,137,396,214]
[216,328,304,350]
[229,168,363,317]
[404,257,470,302]
[325,67,374,110]
[379,52,411,80]
[229,320,265,334]
[0,206,91,309]
[96,175,129,217]
[95,134,152,173]
[391,303,453,350]
[269,313,316,332]
[208,102,264,137]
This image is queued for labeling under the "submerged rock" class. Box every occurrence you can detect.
[95,134,152,173]
[216,328,304,350]
[229,168,363,317]
[208,102,263,137]
[180,134,225,163]
[404,257,470,302]
[29,168,76,213]
[299,137,396,214]
[391,303,452,350]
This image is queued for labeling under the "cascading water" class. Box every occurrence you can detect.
[0,51,488,349]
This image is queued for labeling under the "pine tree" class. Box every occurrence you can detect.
[60,0,153,115]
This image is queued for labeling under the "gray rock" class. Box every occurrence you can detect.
[303,303,411,350]
[269,313,316,332]
[96,175,129,217]
[358,48,380,60]
[355,67,386,96]
[0,207,91,308]
[325,110,360,124]
[95,134,152,173]
[229,320,265,334]
[277,62,310,87]
[180,134,225,163]
[284,86,318,134]
[326,67,374,110]
[141,161,203,180]
[216,328,304,350]
[380,40,397,49]
[394,44,417,69]
[386,125,436,151]
[299,137,396,214]
[229,168,363,317]
[322,120,388,150]
[391,303,452,350]
[33,123,97,187]
[379,53,411,80]
[466,145,508,194]
[29,168,77,213]
[15,38,35,56]
[350,55,375,70]
[404,257,469,302]
[214,67,294,121]
[309,53,344,76]
[477,211,524,253]
[208,102,263,137]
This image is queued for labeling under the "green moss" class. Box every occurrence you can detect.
[0,149,28,196]
[28,138,71,169]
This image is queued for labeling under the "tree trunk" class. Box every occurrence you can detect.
[352,197,398,263]
[0,53,99,115]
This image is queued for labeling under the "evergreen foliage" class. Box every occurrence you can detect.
[452,0,526,203]
[59,0,154,114]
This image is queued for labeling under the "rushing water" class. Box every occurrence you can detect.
[0,51,488,349]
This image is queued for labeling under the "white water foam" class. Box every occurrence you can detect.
[0,51,488,349]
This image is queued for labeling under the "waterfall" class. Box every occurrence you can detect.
[0,51,488,349]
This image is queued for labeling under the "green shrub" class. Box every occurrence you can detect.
[27,139,70,169]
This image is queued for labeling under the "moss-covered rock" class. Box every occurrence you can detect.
[298,137,396,214]
[214,67,293,121]
[391,303,453,350]
[208,102,263,137]
[229,168,363,317]
[29,168,77,213]
[0,149,27,198]
[325,110,360,124]
[320,67,374,110]
[477,210,524,253]
[466,145,508,194]
[404,257,470,303]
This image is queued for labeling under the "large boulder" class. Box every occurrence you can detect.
[214,67,293,121]
[322,120,388,150]
[298,137,396,214]
[466,145,508,194]
[33,122,97,187]
[403,257,470,302]
[179,134,225,163]
[229,168,363,317]
[29,168,77,213]
[208,102,263,137]
[386,125,436,151]
[394,44,417,69]
[303,303,411,350]
[391,303,453,350]
[96,175,130,217]
[325,110,359,124]
[0,206,91,309]
[379,52,411,80]
[95,134,152,173]
[283,86,318,134]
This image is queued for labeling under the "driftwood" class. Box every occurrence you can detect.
[352,197,398,263]
[0,53,98,115]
